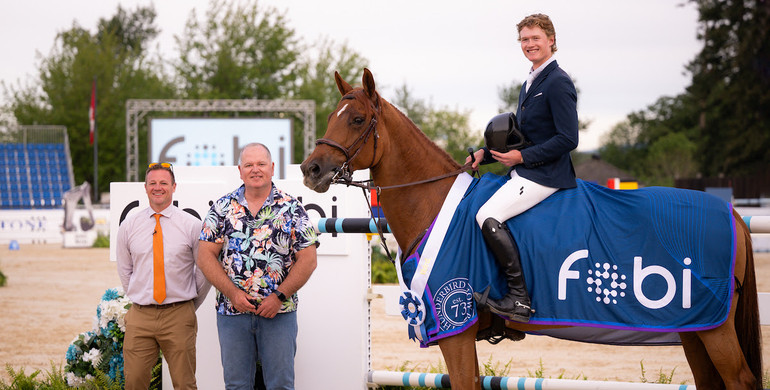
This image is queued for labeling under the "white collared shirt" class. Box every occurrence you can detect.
[525,55,557,93]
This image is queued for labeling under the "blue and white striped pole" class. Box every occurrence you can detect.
[743,216,770,233]
[315,218,391,234]
[367,370,695,390]
[314,217,770,234]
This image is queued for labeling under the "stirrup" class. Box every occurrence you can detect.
[488,300,534,323]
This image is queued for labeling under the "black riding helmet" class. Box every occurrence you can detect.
[484,112,528,152]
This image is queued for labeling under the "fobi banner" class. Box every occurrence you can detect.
[110,165,372,390]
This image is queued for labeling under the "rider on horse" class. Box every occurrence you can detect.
[468,13,579,323]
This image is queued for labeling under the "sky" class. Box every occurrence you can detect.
[0,0,701,152]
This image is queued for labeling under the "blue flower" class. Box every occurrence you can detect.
[66,344,79,362]
[108,354,124,380]
[101,288,121,301]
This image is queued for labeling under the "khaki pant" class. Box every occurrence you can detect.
[124,301,197,390]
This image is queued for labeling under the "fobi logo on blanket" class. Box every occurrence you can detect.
[558,249,693,310]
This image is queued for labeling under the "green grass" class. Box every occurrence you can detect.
[526,358,587,380]
[638,360,680,384]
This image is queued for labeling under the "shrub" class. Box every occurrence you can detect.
[371,246,397,284]
[92,234,110,248]
[64,287,130,387]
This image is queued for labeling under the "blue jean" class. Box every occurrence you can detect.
[216,311,298,390]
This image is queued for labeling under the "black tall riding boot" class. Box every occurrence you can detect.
[478,217,532,322]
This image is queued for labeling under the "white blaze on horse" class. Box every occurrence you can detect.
[300,68,762,390]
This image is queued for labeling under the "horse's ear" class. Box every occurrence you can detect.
[362,68,376,98]
[335,71,352,96]
[362,68,379,108]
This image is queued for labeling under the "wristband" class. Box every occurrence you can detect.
[274,290,286,301]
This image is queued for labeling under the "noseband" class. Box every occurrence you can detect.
[315,108,379,184]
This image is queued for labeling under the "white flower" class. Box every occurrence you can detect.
[97,295,131,331]
[83,348,102,368]
[66,372,83,386]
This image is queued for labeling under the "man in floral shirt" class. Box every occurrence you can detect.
[197,143,318,390]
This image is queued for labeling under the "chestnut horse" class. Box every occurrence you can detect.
[300,68,762,389]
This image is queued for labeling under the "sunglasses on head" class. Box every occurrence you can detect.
[148,162,173,170]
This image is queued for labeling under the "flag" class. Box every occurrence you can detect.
[89,79,96,145]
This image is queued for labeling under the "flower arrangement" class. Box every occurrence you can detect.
[64,287,132,387]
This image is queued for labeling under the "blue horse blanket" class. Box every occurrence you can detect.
[398,173,736,347]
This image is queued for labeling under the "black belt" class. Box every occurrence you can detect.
[135,300,191,309]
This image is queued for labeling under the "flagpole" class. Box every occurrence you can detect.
[92,77,98,202]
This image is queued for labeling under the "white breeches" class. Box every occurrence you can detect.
[475,170,558,228]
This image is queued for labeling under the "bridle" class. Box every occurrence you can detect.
[313,95,475,264]
[315,111,379,186]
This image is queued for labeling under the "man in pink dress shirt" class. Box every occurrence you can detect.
[116,163,211,390]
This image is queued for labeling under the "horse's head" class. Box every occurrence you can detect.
[301,68,383,193]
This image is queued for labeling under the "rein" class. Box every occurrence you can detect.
[329,162,474,192]
[347,163,473,265]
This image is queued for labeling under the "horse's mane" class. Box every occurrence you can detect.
[383,99,462,170]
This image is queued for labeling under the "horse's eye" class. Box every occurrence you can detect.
[353,117,365,126]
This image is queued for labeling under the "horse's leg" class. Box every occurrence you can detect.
[438,321,481,390]
[679,332,724,389]
[694,323,756,389]
[689,221,757,390]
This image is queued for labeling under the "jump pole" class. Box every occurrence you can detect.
[315,216,770,234]
[743,216,770,233]
[367,370,695,390]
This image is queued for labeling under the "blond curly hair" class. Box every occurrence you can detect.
[517,13,557,53]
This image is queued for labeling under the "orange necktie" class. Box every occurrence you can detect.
[153,213,166,303]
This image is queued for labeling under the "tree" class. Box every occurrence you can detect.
[599,95,700,185]
[609,0,770,178]
[3,5,175,198]
[391,84,481,165]
[598,119,646,174]
[174,0,300,99]
[292,38,368,161]
[643,132,698,186]
[497,80,523,113]
[685,0,770,176]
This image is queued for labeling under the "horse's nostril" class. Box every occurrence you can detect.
[309,163,320,177]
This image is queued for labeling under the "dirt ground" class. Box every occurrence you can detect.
[0,244,768,385]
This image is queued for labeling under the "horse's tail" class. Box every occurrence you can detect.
[733,214,763,388]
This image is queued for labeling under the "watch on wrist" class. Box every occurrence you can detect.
[274,290,286,301]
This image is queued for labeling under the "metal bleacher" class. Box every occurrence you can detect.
[0,126,74,209]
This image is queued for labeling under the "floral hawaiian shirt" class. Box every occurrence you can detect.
[199,183,318,315]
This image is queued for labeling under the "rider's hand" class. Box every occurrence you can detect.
[465,149,485,170]
[489,149,524,167]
